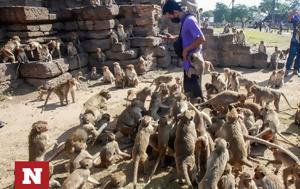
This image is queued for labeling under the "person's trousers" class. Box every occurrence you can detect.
[183,72,203,100]
[286,39,300,71]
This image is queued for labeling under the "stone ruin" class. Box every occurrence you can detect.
[0,0,268,92]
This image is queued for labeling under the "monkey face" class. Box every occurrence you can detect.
[101,113,111,122]
[32,121,48,133]
[214,138,228,150]
[100,90,111,100]
[79,157,93,169]
[254,166,266,180]
[102,66,109,72]
[113,62,120,67]
[92,67,97,72]
[96,48,102,53]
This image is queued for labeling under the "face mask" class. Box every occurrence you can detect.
[171,17,181,23]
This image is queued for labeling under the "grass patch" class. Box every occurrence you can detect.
[213,28,291,47]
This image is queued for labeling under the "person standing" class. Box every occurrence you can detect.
[285,10,300,77]
[162,0,206,100]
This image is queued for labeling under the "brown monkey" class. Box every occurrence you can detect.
[148,92,170,121]
[29,121,56,161]
[208,110,226,136]
[113,62,126,88]
[47,40,62,58]
[205,83,218,100]
[89,67,100,80]
[102,66,115,84]
[187,52,205,77]
[37,86,48,101]
[203,61,215,74]
[136,87,152,106]
[132,116,156,189]
[109,30,119,44]
[228,72,240,92]
[126,24,134,38]
[150,75,173,92]
[43,79,76,111]
[195,136,211,181]
[69,149,93,173]
[136,56,147,75]
[211,72,227,93]
[148,116,175,183]
[254,165,284,189]
[105,171,126,189]
[125,89,136,107]
[90,0,100,6]
[40,45,52,62]
[234,101,262,121]
[250,85,295,111]
[175,110,197,188]
[267,71,277,88]
[157,83,170,100]
[218,164,236,189]
[15,47,29,64]
[224,68,242,86]
[198,138,230,189]
[295,103,300,126]
[237,108,256,132]
[199,91,246,111]
[27,41,42,61]
[125,64,139,87]
[116,99,146,140]
[285,164,300,189]
[175,77,183,93]
[238,172,257,189]
[98,132,130,168]
[267,69,285,89]
[216,105,253,170]
[239,77,256,97]
[117,24,127,43]
[67,42,78,57]
[1,36,21,63]
[82,89,111,114]
[61,158,99,189]
[96,48,106,63]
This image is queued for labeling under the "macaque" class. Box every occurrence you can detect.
[127,24,134,38]
[90,67,100,80]
[96,48,106,63]
[1,36,21,63]
[117,24,127,43]
[102,66,115,84]
[47,40,62,58]
[40,45,52,62]
[125,64,139,87]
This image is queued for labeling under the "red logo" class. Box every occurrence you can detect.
[15,161,49,189]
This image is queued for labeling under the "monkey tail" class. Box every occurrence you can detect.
[281,93,296,109]
[76,54,81,71]
[46,142,66,162]
[42,89,53,113]
[244,135,300,163]
[133,155,140,189]
[147,153,162,184]
[210,62,216,71]
[276,132,298,148]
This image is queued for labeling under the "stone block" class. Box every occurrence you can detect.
[0,63,18,82]
[78,30,111,40]
[135,17,156,26]
[106,49,138,61]
[157,51,171,69]
[81,39,111,53]
[133,26,159,37]
[201,28,214,36]
[72,5,119,21]
[63,22,78,31]
[67,54,89,70]
[252,53,268,69]
[26,72,72,88]
[0,7,50,24]
[94,19,116,30]
[132,0,165,4]
[20,60,69,79]
[111,43,128,52]
[77,21,94,30]
[6,31,57,39]
[130,37,161,47]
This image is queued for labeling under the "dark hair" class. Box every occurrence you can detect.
[162,0,182,15]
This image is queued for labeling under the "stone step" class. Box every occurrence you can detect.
[106,49,138,61]
[0,63,18,82]
[26,72,73,88]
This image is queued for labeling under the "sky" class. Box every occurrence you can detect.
[183,0,263,11]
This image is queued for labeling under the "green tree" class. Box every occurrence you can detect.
[259,0,289,14]
[232,5,257,27]
[203,10,214,18]
[213,3,230,23]
[285,0,300,9]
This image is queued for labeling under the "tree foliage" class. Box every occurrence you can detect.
[213,3,230,23]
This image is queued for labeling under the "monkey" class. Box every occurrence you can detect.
[148,92,171,121]
[150,75,173,92]
[239,77,256,97]
[102,66,115,84]
[284,164,300,189]
[174,110,197,188]
[236,108,256,131]
[224,68,242,86]
[113,62,126,88]
[250,85,295,111]
[74,71,87,89]
[28,121,56,161]
[175,77,183,93]
[47,40,62,59]
[148,116,175,183]
[42,79,76,112]
[67,42,78,57]
[15,47,29,64]
[116,99,146,140]
[37,85,48,101]
[203,61,215,74]
[205,83,218,100]
[81,89,111,113]
[157,83,170,100]
[105,171,126,189]
[26,41,42,61]
[136,56,147,75]
[267,69,285,89]
[228,72,240,92]
[295,103,300,126]
[187,52,205,77]
[89,66,100,80]
[127,24,134,38]
[125,64,139,87]
[61,158,99,189]
[218,164,236,189]
[1,36,21,63]
[98,132,130,168]
[238,172,257,189]
[198,91,247,112]
[117,24,127,43]
[40,45,52,62]
[211,72,227,93]
[90,0,101,6]
[96,48,106,63]
[69,149,93,173]
[254,165,284,189]
[125,89,136,107]
[134,87,151,105]
[198,138,230,189]
[234,101,262,121]
[109,30,119,44]
[132,116,156,189]
[195,136,211,181]
[207,109,226,136]
[216,105,253,171]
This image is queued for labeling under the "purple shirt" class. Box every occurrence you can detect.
[181,15,204,71]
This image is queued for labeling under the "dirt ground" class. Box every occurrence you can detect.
[0,66,299,188]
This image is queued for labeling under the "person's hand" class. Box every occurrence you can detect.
[182,48,188,61]
[160,33,177,40]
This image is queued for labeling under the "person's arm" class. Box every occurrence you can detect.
[183,36,205,60]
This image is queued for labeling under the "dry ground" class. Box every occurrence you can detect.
[0,67,299,189]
